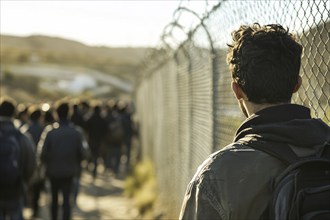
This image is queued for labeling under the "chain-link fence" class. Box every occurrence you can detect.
[135,0,329,217]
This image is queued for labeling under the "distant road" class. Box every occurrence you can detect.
[6,64,134,93]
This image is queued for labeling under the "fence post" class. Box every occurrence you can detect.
[174,7,220,152]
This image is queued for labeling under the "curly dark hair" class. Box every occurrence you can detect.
[227,23,302,104]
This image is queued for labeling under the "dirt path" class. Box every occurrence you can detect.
[24,170,139,220]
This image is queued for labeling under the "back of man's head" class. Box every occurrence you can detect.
[94,105,101,114]
[0,97,16,117]
[56,102,71,120]
[29,106,42,122]
[227,23,303,104]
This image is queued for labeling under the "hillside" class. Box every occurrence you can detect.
[1,34,149,81]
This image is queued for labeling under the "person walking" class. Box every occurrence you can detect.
[179,23,330,220]
[85,104,107,178]
[39,101,88,220]
[0,98,36,220]
[120,103,134,170]
[104,103,125,177]
[24,106,45,218]
[71,103,86,130]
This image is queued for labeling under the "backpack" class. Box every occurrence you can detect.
[0,129,22,199]
[251,142,330,220]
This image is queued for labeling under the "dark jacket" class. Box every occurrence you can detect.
[26,121,44,145]
[179,104,330,220]
[0,116,36,206]
[86,112,107,144]
[0,117,36,182]
[39,120,88,179]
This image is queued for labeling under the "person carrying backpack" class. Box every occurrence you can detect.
[0,98,36,220]
[179,23,330,220]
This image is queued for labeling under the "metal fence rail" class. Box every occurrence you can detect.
[135,0,330,217]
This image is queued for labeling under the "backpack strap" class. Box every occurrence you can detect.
[319,141,330,158]
[250,141,330,165]
[249,142,299,165]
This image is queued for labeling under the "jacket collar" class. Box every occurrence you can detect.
[234,104,311,142]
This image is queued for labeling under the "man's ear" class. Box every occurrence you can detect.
[293,76,302,93]
[231,81,245,100]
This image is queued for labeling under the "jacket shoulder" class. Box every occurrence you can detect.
[190,143,245,181]
[193,142,283,182]
[188,143,285,219]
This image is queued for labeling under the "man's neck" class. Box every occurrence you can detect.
[243,100,289,117]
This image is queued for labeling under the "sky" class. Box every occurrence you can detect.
[0,0,195,47]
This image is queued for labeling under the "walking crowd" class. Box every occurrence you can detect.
[0,97,136,220]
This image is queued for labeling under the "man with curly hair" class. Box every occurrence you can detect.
[179,23,330,220]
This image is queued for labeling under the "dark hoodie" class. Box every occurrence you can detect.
[180,104,330,220]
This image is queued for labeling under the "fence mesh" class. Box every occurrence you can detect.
[135,0,330,217]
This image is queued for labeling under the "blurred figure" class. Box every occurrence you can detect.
[104,102,125,176]
[101,101,115,169]
[70,101,89,204]
[118,102,134,169]
[44,108,55,126]
[85,104,107,178]
[39,101,88,220]
[80,100,91,122]
[15,104,29,129]
[0,97,36,220]
[71,103,85,129]
[25,106,45,218]
[25,106,44,146]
